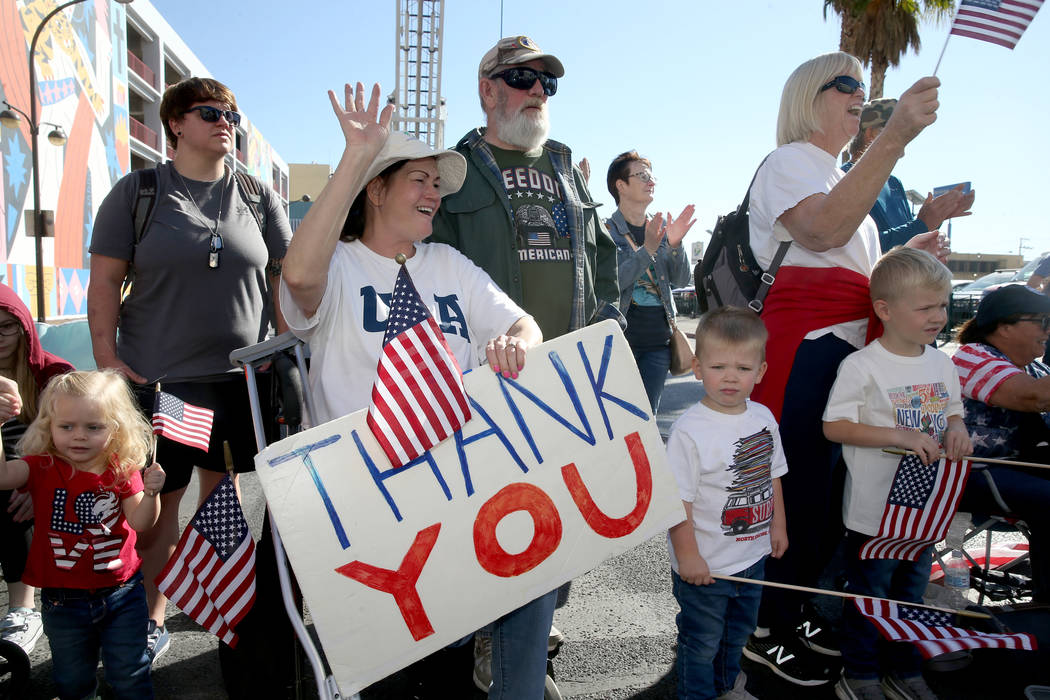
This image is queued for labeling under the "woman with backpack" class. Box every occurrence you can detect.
[604,151,695,413]
[86,77,292,663]
[739,52,949,687]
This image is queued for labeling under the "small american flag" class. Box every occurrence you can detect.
[860,456,972,561]
[367,265,471,468]
[152,391,214,452]
[855,598,1036,658]
[156,475,255,647]
[949,0,1043,49]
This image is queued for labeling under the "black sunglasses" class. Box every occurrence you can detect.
[820,75,865,96]
[184,105,242,126]
[490,67,558,96]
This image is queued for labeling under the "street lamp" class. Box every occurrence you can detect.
[8,0,134,322]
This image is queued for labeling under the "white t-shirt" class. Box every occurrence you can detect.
[281,240,527,424]
[665,400,789,576]
[823,341,964,535]
[749,141,881,348]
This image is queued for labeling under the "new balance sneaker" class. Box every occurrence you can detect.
[717,670,758,700]
[881,672,938,700]
[742,632,837,686]
[835,674,887,700]
[473,633,492,693]
[146,620,171,664]
[796,601,841,656]
[0,608,42,654]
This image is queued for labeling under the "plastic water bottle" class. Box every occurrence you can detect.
[944,512,971,607]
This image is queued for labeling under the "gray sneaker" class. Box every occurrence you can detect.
[882,672,938,700]
[473,633,491,693]
[835,674,887,700]
[718,670,757,700]
[0,609,42,654]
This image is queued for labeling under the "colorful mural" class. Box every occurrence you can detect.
[0,0,128,318]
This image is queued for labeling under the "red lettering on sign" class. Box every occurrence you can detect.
[474,483,562,577]
[561,431,652,538]
[334,523,441,641]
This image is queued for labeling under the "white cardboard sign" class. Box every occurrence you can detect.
[254,320,685,695]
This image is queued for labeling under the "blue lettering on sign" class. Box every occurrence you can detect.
[581,334,649,440]
[267,435,350,549]
[435,294,469,341]
[360,287,393,333]
[455,397,529,497]
[353,429,453,522]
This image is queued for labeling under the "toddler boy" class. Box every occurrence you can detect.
[823,247,972,700]
[666,306,788,700]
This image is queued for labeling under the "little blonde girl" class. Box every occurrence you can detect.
[0,370,164,699]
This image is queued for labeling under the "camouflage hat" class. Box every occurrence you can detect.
[860,98,897,131]
[478,36,565,79]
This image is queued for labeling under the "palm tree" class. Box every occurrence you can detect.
[824,0,954,98]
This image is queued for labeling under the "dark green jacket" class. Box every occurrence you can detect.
[429,128,623,337]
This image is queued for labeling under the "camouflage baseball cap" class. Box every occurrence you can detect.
[860,98,897,131]
[478,36,565,79]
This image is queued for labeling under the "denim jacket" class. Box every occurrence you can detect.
[605,209,691,321]
[429,128,623,336]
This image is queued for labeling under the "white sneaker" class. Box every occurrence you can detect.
[0,609,42,654]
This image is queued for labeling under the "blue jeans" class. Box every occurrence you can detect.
[490,588,558,700]
[631,345,671,414]
[41,572,153,700]
[672,558,765,700]
[840,531,930,680]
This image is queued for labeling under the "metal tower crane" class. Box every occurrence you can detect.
[391,0,446,148]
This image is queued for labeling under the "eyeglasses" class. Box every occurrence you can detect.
[489,67,558,96]
[820,75,865,96]
[208,232,223,269]
[1017,315,1050,331]
[629,170,656,184]
[0,321,21,337]
[184,105,242,126]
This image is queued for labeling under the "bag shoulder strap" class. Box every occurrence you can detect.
[234,171,267,236]
[132,168,158,248]
[742,153,789,313]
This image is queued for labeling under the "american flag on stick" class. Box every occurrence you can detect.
[156,474,255,647]
[859,456,972,561]
[153,391,214,452]
[949,0,1043,49]
[367,264,471,468]
[855,598,1036,658]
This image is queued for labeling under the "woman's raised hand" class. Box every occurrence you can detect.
[327,82,393,158]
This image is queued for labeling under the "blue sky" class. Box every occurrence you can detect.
[151,0,1049,262]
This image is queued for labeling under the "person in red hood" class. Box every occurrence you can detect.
[0,283,73,654]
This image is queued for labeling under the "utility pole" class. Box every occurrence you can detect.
[1019,237,1032,258]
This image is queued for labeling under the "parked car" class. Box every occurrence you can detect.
[981,253,1050,297]
[950,270,1018,330]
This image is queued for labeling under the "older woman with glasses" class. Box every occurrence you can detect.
[741,52,948,687]
[953,285,1050,604]
[87,77,292,663]
[604,151,694,413]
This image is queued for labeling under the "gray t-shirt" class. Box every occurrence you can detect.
[90,163,291,381]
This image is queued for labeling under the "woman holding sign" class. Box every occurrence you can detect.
[280,82,553,698]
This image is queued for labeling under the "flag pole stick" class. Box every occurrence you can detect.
[932,31,952,76]
[711,574,990,620]
[883,448,1050,471]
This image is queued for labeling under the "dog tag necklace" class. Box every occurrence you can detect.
[176,167,227,269]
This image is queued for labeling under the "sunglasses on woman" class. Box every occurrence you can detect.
[184,105,242,126]
[820,75,865,96]
[489,67,558,97]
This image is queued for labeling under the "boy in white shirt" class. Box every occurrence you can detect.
[823,247,972,700]
[666,307,788,700]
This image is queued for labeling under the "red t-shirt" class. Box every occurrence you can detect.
[22,455,143,589]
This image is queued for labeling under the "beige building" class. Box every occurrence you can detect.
[947,252,1025,281]
[290,163,332,202]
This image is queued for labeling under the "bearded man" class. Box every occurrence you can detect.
[428,35,622,699]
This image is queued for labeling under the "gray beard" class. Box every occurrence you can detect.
[494,109,549,151]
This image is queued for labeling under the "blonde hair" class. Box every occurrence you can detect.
[695,306,769,361]
[18,370,152,489]
[776,52,863,147]
[869,247,952,303]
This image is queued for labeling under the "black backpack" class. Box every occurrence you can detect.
[694,156,789,314]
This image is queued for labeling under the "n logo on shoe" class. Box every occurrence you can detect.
[797,620,823,640]
[766,645,795,664]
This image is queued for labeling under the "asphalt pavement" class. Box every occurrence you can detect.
[8,315,1048,698]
